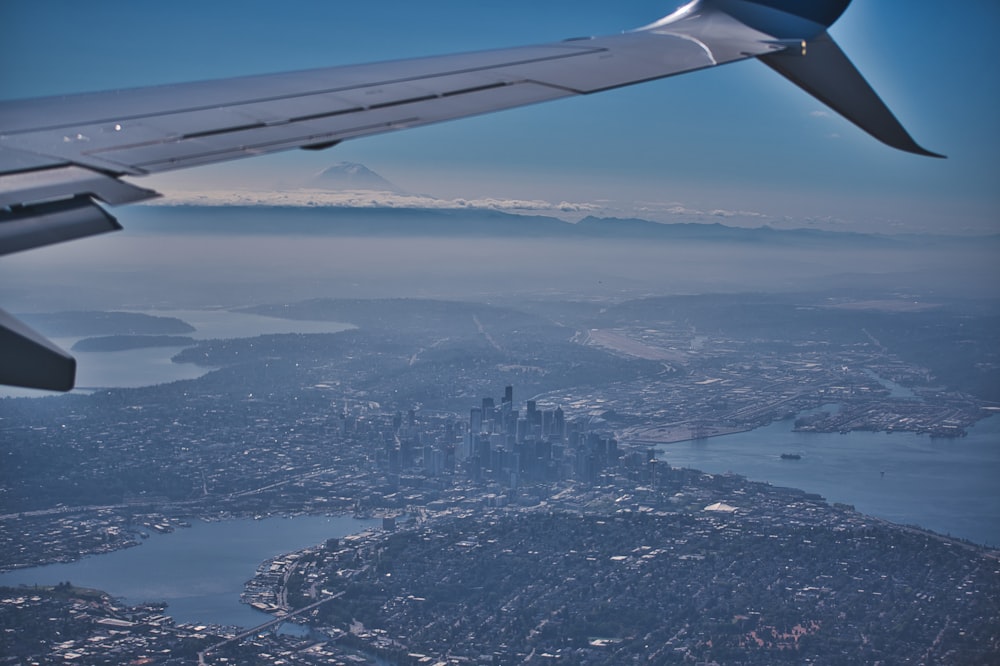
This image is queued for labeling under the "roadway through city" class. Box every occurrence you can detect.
[197,591,346,666]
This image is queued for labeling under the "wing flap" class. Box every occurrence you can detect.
[0,165,158,208]
[0,307,76,392]
[0,195,122,257]
[0,165,155,256]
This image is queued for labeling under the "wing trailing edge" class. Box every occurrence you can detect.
[0,165,158,256]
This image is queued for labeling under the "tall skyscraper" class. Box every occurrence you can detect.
[516,417,529,443]
[482,397,496,427]
[470,407,483,435]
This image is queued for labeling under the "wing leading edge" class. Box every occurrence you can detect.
[0,0,941,390]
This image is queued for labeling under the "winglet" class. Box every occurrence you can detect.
[758,31,945,158]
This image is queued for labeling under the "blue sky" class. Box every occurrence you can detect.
[2,0,998,234]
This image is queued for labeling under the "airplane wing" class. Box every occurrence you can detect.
[0,0,942,390]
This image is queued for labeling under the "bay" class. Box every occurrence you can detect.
[0,309,353,398]
[657,411,1000,547]
[0,514,378,628]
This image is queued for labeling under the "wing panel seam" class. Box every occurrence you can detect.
[1,48,606,136]
[92,118,423,171]
[79,82,534,154]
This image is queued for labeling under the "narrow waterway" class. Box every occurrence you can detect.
[0,515,378,627]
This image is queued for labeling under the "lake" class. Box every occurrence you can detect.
[657,411,1000,548]
[0,515,378,628]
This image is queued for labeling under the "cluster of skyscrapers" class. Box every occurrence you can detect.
[376,386,620,488]
[465,387,623,488]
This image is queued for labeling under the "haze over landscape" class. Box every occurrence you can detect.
[2,1,999,664]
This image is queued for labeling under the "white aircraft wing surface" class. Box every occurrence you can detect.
[0,0,942,390]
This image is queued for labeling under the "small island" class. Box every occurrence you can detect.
[71,335,197,352]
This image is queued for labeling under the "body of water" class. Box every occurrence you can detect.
[657,411,1000,547]
[0,515,378,627]
[2,420,997,629]
[0,309,353,397]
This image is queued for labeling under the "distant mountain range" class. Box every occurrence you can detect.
[124,204,998,248]
[130,158,998,245]
[133,162,996,245]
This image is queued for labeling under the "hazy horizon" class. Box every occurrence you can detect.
[3,203,997,315]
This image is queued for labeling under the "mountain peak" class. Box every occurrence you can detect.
[309,162,404,193]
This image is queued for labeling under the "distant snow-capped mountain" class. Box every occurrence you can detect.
[308,162,404,193]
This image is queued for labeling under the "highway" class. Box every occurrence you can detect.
[197,590,345,665]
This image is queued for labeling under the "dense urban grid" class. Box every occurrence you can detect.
[2,294,998,663]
